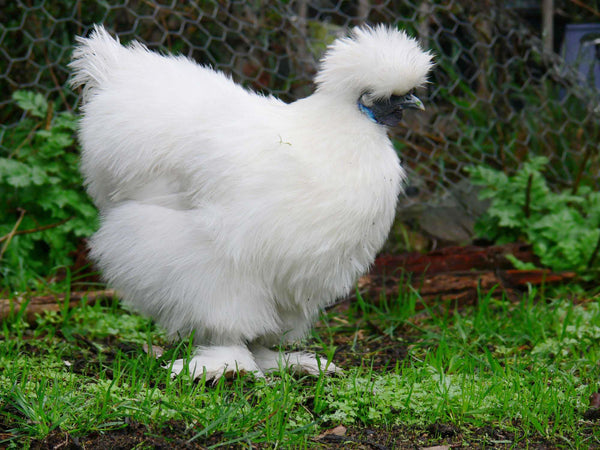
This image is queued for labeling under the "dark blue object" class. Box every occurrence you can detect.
[562,23,600,91]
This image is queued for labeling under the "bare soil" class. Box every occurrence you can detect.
[30,419,590,449]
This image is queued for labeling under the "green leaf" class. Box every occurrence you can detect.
[0,158,34,187]
[37,130,74,151]
[505,254,538,270]
[13,90,48,118]
[53,112,79,131]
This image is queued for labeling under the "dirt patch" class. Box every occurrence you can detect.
[34,421,200,450]
[29,420,589,449]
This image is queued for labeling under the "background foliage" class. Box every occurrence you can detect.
[468,157,600,274]
[0,91,96,291]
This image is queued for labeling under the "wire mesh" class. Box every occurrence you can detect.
[1,0,599,245]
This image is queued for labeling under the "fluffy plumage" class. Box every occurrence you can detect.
[70,24,432,379]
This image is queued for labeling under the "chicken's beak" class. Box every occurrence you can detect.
[397,93,425,111]
[363,93,426,127]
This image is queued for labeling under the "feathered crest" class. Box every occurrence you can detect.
[315,25,434,99]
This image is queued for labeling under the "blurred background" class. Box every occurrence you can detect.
[1,1,599,290]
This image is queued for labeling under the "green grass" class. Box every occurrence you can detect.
[1,284,599,448]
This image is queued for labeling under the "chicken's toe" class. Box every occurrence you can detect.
[166,345,264,381]
[251,345,340,376]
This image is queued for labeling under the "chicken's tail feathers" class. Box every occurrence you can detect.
[69,24,123,103]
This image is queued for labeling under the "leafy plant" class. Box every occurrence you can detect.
[467,156,600,273]
[0,91,96,291]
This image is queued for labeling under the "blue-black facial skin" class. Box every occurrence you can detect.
[358,93,421,127]
[358,101,377,123]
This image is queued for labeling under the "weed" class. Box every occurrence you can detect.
[467,156,600,274]
[0,91,96,292]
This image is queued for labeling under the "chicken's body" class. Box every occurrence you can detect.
[70,25,432,379]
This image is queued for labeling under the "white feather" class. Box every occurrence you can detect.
[69,24,432,379]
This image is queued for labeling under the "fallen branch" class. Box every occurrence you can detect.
[359,243,577,306]
[373,243,536,276]
[0,208,26,259]
[360,269,576,306]
[0,215,75,244]
[0,290,116,324]
[569,0,600,19]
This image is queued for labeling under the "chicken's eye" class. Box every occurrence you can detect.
[359,91,374,107]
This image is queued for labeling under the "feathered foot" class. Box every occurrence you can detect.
[251,345,340,376]
[167,345,263,381]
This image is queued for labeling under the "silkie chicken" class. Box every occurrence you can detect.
[69,24,433,380]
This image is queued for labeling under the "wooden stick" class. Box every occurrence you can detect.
[0,290,116,324]
[0,208,26,259]
[569,0,600,18]
[0,215,74,244]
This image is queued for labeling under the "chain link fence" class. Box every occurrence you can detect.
[1,0,599,247]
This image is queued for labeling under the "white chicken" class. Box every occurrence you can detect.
[69,24,432,380]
